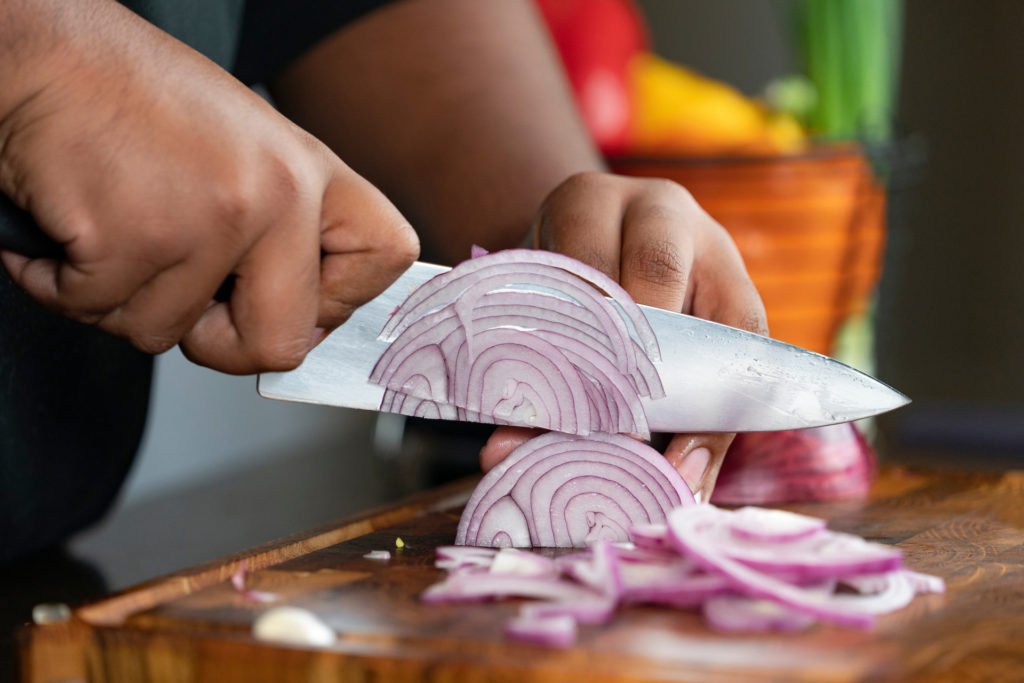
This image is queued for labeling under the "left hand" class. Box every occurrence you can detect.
[478,172,768,502]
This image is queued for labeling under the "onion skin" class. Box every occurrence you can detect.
[456,432,694,548]
[712,423,876,505]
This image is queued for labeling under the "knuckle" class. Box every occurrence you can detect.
[649,178,696,205]
[214,181,256,231]
[744,310,769,337]
[546,171,608,205]
[627,239,688,288]
[575,246,619,280]
[266,151,309,206]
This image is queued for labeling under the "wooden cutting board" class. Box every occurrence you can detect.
[22,466,1024,683]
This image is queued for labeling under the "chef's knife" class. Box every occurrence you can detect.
[258,261,909,433]
[0,193,909,432]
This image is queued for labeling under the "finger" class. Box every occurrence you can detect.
[690,224,768,335]
[535,173,626,280]
[97,249,232,355]
[619,197,695,313]
[180,207,320,374]
[1,251,105,323]
[663,432,736,502]
[479,427,544,472]
[664,225,765,502]
[2,243,176,322]
[317,166,419,328]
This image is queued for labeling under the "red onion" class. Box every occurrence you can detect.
[229,561,277,604]
[370,249,664,437]
[455,432,695,548]
[422,572,597,604]
[489,548,560,578]
[504,614,577,648]
[667,506,899,628]
[427,504,944,646]
[712,423,876,505]
[728,507,827,542]
[703,595,818,633]
[519,596,617,625]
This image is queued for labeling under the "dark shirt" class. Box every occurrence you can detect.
[0,0,395,564]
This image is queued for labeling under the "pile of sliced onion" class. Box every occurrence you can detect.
[712,423,876,505]
[455,432,695,548]
[370,248,663,438]
[426,505,943,646]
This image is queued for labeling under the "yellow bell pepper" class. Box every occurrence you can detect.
[628,53,807,156]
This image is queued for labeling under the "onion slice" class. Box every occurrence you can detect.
[703,595,817,633]
[429,503,944,646]
[504,614,577,648]
[371,249,664,436]
[668,506,886,628]
[729,507,827,543]
[456,432,694,548]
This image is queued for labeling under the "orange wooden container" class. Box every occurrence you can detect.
[610,145,885,354]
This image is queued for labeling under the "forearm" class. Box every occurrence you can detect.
[270,0,604,264]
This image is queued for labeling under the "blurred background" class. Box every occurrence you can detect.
[6,1,1022,660]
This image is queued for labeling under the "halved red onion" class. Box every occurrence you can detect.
[456,432,694,548]
[712,424,875,505]
[380,250,659,359]
[371,249,664,436]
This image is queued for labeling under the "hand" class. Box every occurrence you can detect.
[478,172,768,501]
[0,0,418,374]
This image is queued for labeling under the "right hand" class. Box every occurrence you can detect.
[0,0,418,374]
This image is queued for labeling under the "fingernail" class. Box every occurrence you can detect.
[308,327,328,349]
[678,446,711,493]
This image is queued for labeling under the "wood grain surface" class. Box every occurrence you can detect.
[22,467,1024,683]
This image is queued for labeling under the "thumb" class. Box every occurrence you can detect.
[664,432,736,503]
[479,427,544,472]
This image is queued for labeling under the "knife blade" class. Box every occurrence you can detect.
[0,197,907,431]
[257,261,909,432]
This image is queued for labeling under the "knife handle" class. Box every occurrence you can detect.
[0,193,63,259]
[0,192,236,300]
